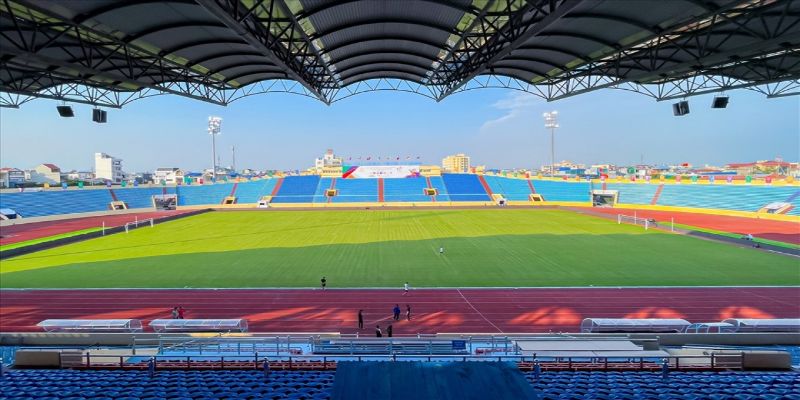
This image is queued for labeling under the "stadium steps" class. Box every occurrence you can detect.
[267,178,284,203]
[114,187,163,209]
[108,188,118,202]
[327,178,336,203]
[234,179,278,203]
[477,175,494,197]
[271,175,321,203]
[425,176,436,202]
[378,178,385,202]
[527,179,537,194]
[428,176,450,201]
[651,184,664,205]
[484,176,531,201]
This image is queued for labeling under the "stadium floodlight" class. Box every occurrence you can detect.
[208,116,223,182]
[543,111,559,177]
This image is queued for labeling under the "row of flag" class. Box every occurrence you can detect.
[343,156,422,161]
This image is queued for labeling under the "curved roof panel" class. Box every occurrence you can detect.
[1,0,798,106]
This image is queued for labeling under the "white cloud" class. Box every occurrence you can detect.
[479,92,539,132]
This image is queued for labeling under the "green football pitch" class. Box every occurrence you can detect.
[1,209,797,288]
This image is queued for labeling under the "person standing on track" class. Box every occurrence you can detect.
[177,306,185,319]
[375,325,382,337]
[406,304,412,321]
[403,282,409,295]
[321,276,327,291]
[358,309,364,329]
[393,304,401,321]
[387,324,393,337]
[171,307,179,319]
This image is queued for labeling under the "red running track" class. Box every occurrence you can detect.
[2,288,798,334]
[582,207,800,245]
[0,211,193,246]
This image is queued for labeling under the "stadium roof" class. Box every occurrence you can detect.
[1,0,799,108]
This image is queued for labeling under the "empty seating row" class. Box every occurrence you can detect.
[527,370,800,400]
[235,180,279,203]
[383,177,430,202]
[0,189,113,217]
[2,176,798,213]
[176,184,234,206]
[0,369,334,400]
[604,183,659,205]
[271,176,321,203]
[441,174,489,202]
[331,179,378,203]
[657,184,799,212]
[113,187,169,209]
[531,180,591,202]
[427,176,450,201]
[484,175,533,201]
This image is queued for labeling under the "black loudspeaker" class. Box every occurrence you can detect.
[712,96,729,108]
[673,101,689,116]
[92,109,107,123]
[56,105,74,117]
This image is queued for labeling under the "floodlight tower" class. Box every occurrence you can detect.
[208,116,222,182]
[543,111,559,177]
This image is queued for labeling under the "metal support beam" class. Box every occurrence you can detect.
[541,0,799,100]
[436,0,584,100]
[1,0,235,105]
[196,0,333,103]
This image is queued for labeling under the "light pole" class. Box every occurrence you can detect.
[543,111,559,177]
[208,116,222,182]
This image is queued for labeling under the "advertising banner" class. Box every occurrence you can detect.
[341,165,420,178]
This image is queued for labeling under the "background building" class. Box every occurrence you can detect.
[153,168,184,184]
[94,153,124,182]
[442,153,470,173]
[0,167,26,188]
[313,149,343,177]
[28,163,61,185]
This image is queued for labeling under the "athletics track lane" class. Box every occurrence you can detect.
[582,207,800,245]
[1,287,798,334]
[0,211,193,246]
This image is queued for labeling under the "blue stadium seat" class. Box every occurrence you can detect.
[331,179,378,203]
[271,176,322,203]
[656,184,798,212]
[176,183,234,206]
[529,180,590,202]
[113,187,167,209]
[0,189,113,217]
[484,175,533,201]
[235,179,279,203]
[427,176,450,201]
[440,174,490,201]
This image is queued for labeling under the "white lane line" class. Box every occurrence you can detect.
[456,288,504,334]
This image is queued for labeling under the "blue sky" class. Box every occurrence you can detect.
[0,85,797,172]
